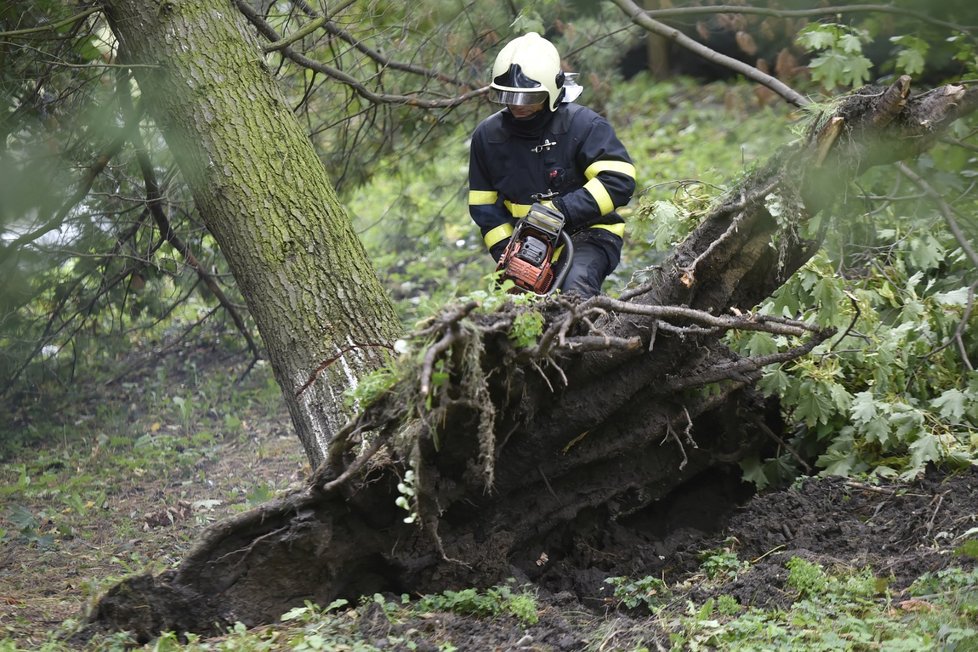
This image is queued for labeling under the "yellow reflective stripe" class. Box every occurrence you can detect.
[584,177,615,215]
[503,200,532,217]
[590,222,625,237]
[484,222,514,249]
[468,190,498,205]
[585,160,636,180]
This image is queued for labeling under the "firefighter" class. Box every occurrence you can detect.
[468,32,636,298]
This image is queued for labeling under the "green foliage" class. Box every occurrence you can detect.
[415,583,539,625]
[343,364,403,411]
[786,557,830,597]
[508,309,545,348]
[796,23,874,91]
[699,545,747,580]
[667,559,978,651]
[605,575,672,612]
[731,204,977,486]
[891,35,930,77]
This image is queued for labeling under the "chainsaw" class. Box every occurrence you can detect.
[496,203,574,295]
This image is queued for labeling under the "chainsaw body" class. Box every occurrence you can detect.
[496,203,574,295]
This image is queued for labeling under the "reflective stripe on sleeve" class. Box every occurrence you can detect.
[584,160,636,180]
[584,177,615,215]
[590,222,625,237]
[503,200,532,217]
[484,222,514,249]
[468,190,498,205]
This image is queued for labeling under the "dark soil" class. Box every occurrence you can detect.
[3,347,977,650]
[344,465,978,651]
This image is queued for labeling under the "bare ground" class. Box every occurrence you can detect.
[2,347,977,650]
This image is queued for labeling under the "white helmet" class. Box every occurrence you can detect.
[490,33,565,111]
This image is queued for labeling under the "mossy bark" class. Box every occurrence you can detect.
[100,0,401,469]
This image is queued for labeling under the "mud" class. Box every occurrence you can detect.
[350,465,978,650]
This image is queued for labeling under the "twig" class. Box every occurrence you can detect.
[666,331,832,391]
[296,342,394,398]
[0,6,101,38]
[827,291,861,353]
[755,418,811,473]
[120,76,263,364]
[262,16,325,52]
[233,0,483,108]
[593,295,822,337]
[538,466,561,503]
[418,301,479,395]
[925,491,949,536]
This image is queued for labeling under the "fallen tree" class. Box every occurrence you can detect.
[84,77,976,642]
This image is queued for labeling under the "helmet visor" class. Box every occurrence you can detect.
[491,89,549,106]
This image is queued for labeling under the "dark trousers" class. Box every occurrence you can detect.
[556,229,622,298]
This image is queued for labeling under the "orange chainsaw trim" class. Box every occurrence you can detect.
[500,241,555,294]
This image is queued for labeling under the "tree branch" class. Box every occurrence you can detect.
[610,0,811,108]
[234,0,485,108]
[0,6,101,38]
[639,4,975,34]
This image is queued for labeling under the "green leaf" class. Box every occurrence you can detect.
[818,448,857,477]
[809,52,845,89]
[909,433,941,469]
[794,381,835,426]
[845,55,874,87]
[850,391,878,424]
[739,456,770,490]
[909,236,945,270]
[797,25,837,51]
[839,33,866,54]
[895,48,927,76]
[758,367,790,395]
[931,389,967,421]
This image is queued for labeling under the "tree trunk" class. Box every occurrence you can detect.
[83,64,976,643]
[100,0,402,469]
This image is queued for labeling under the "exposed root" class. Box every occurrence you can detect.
[661,406,698,471]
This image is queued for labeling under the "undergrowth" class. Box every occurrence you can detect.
[602,548,978,651]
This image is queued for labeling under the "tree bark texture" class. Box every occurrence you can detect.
[100,0,402,470]
[84,70,977,642]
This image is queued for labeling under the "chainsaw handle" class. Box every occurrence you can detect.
[547,230,574,295]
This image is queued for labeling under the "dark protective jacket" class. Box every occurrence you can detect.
[468,102,636,258]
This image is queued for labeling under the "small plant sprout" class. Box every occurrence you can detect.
[395,468,418,524]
